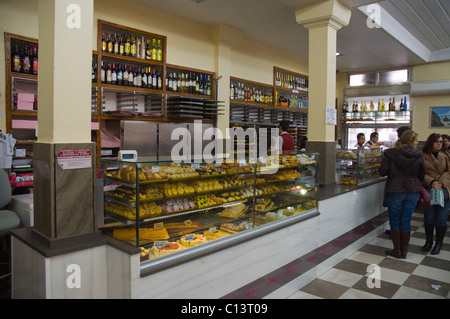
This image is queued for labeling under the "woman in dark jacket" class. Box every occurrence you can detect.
[379,130,425,259]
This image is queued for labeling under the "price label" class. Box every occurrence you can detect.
[191,163,200,169]
[154,222,164,230]
[152,165,160,172]
[239,159,247,167]
[184,234,194,241]
[209,227,217,232]
[154,241,167,248]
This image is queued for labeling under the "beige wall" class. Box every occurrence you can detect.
[411,61,450,140]
[0,0,307,133]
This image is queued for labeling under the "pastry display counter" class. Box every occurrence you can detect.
[336,148,384,186]
[100,152,319,264]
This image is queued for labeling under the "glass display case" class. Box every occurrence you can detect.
[100,152,319,262]
[336,148,384,186]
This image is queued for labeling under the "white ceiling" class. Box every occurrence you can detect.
[129,0,450,73]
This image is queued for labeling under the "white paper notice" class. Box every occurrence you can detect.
[326,107,337,125]
[57,149,92,170]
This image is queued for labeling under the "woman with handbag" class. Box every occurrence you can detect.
[421,133,450,255]
[379,130,425,259]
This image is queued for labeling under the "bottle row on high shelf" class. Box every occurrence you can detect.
[11,41,38,75]
[101,32,163,62]
[276,92,308,109]
[99,61,163,90]
[275,71,308,92]
[166,72,212,96]
[343,96,409,113]
[230,82,274,105]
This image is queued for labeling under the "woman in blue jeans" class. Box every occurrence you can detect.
[421,133,450,255]
[379,130,425,259]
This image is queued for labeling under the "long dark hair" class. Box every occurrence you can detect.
[422,133,441,154]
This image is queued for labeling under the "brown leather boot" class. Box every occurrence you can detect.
[400,230,410,259]
[385,229,401,258]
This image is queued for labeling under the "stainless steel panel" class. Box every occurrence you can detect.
[158,123,189,161]
[121,121,157,160]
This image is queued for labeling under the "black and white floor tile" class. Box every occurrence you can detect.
[288,212,450,299]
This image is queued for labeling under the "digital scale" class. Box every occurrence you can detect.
[118,150,138,162]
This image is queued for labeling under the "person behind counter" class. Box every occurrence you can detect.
[365,132,381,148]
[420,133,450,255]
[354,133,366,150]
[379,130,424,259]
[380,126,411,149]
[278,120,295,154]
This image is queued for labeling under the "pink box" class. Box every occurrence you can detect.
[16,101,35,110]
[11,119,37,129]
[91,122,99,130]
[17,92,35,102]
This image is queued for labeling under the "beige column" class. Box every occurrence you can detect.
[211,24,244,149]
[296,0,351,184]
[34,0,97,239]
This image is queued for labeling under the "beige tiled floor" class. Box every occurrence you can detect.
[288,212,450,299]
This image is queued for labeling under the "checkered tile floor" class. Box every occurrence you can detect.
[288,212,450,299]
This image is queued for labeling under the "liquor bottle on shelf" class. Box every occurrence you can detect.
[32,45,38,75]
[124,34,131,56]
[136,36,141,59]
[151,39,157,61]
[12,43,22,73]
[388,98,392,111]
[136,67,142,87]
[207,75,211,96]
[22,46,31,74]
[157,39,162,62]
[402,96,408,111]
[131,35,137,57]
[380,98,385,112]
[391,97,396,111]
[399,98,403,111]
[119,35,124,55]
[107,33,113,53]
[102,33,107,52]
[369,100,374,111]
[92,58,97,82]
[140,37,146,59]
[113,34,119,55]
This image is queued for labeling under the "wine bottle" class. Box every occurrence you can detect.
[100,61,105,83]
[173,73,178,92]
[111,63,117,85]
[106,63,112,84]
[177,73,181,92]
[123,64,128,85]
[128,66,134,87]
[157,71,162,90]
[117,63,123,86]
[152,68,159,90]
[146,40,152,60]
[142,67,148,88]
[136,67,142,87]
[168,72,173,91]
[403,96,408,111]
[140,37,146,60]
[399,98,403,111]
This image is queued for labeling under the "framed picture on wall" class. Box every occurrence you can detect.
[430,106,450,128]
